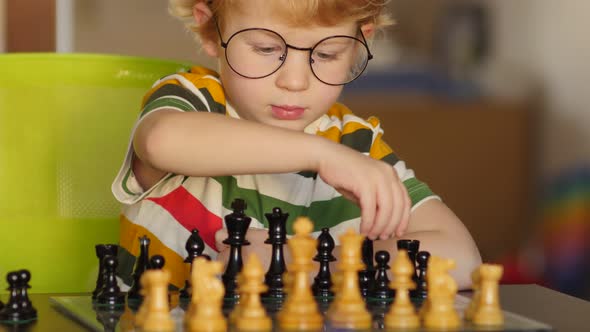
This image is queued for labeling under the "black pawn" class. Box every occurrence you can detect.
[312,228,337,298]
[263,207,289,300]
[415,251,430,299]
[95,306,124,332]
[369,251,394,300]
[93,244,118,300]
[127,235,151,301]
[149,255,166,270]
[221,198,252,300]
[180,229,208,300]
[96,255,125,307]
[17,270,37,321]
[358,237,375,298]
[0,271,24,323]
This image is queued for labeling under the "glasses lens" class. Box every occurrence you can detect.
[311,36,370,85]
[225,29,286,79]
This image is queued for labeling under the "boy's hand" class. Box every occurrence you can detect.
[316,142,411,240]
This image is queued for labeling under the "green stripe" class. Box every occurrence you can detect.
[212,176,361,234]
[403,177,436,206]
[198,87,226,115]
[381,153,400,166]
[121,168,139,196]
[116,246,136,286]
[140,97,195,118]
[341,128,373,153]
[144,83,208,111]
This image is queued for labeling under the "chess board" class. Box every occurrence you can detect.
[50,294,553,331]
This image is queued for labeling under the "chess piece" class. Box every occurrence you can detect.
[95,306,124,332]
[358,237,375,298]
[96,255,126,308]
[472,264,504,326]
[369,250,395,300]
[312,228,336,298]
[415,251,430,299]
[326,230,371,330]
[464,266,480,321]
[180,229,208,300]
[141,270,175,332]
[92,244,118,300]
[384,250,420,329]
[263,207,288,300]
[423,256,460,329]
[235,254,272,331]
[0,271,26,323]
[397,239,420,296]
[127,235,151,302]
[185,257,227,332]
[222,198,252,300]
[149,255,165,270]
[17,270,37,321]
[277,217,323,330]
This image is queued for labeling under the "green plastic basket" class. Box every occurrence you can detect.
[0,53,191,293]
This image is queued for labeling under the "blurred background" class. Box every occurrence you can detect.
[1,0,588,300]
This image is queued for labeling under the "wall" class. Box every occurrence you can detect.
[489,0,590,178]
[0,0,5,52]
[72,0,215,68]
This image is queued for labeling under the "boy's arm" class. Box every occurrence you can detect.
[371,198,482,289]
[133,109,411,239]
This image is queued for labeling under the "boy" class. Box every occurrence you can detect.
[112,0,481,289]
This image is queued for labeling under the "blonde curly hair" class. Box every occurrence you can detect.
[169,0,393,44]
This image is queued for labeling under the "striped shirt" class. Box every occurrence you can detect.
[112,66,438,288]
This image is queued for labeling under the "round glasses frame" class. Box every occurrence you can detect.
[215,23,374,86]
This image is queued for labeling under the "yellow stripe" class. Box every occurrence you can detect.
[370,132,394,159]
[119,215,188,288]
[316,126,342,143]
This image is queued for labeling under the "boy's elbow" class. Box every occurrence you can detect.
[133,115,170,170]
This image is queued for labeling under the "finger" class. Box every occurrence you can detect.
[214,228,229,251]
[385,178,404,240]
[395,184,412,237]
[369,181,393,240]
[359,186,376,237]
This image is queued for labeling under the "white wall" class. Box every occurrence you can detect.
[489,0,590,178]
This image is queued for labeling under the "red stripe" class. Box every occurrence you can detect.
[147,186,222,251]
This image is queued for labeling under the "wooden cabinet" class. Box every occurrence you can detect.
[340,94,536,261]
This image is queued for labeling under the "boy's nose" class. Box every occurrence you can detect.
[274,51,311,92]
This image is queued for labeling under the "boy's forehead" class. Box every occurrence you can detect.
[223,1,357,40]
[223,0,356,31]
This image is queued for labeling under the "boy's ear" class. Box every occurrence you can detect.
[193,1,219,57]
[360,23,375,39]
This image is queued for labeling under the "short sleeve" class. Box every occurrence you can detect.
[111,69,226,205]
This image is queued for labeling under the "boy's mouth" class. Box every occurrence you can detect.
[271,105,305,120]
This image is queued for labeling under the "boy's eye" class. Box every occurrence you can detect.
[252,45,282,55]
[314,51,339,61]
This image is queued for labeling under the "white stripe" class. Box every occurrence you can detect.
[233,174,339,207]
[180,177,266,229]
[153,74,213,112]
[122,199,218,259]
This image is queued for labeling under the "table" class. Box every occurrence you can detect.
[1,285,588,331]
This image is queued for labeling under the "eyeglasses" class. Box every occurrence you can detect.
[215,22,373,86]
